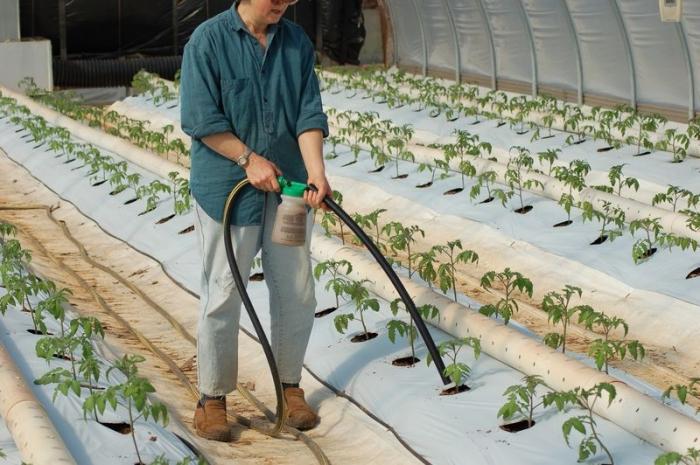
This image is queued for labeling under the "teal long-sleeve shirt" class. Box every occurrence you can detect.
[180,4,328,224]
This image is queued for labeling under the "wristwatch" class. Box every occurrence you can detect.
[237,146,253,169]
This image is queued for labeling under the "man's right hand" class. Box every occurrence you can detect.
[245,153,282,192]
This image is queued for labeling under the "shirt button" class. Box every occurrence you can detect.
[264,97,268,103]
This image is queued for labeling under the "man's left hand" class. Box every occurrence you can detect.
[304,173,332,211]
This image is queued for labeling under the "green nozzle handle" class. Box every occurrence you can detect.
[277,176,308,198]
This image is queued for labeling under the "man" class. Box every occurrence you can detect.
[180,0,331,442]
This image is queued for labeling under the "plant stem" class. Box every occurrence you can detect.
[128,398,143,465]
[589,404,614,465]
[359,308,368,335]
[25,295,38,332]
[410,319,416,361]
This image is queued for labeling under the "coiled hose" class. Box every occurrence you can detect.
[222,179,450,442]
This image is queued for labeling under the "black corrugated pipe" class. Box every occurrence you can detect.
[53,56,182,88]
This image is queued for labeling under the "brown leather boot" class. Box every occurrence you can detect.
[284,387,319,431]
[194,397,231,442]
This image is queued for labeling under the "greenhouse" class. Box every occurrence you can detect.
[0,0,699,464]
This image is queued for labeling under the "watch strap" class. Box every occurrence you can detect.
[237,146,253,167]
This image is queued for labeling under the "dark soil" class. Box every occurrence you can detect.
[27,329,54,335]
[64,158,76,164]
[92,180,108,187]
[633,151,652,157]
[479,196,495,204]
[351,332,378,343]
[109,187,126,196]
[178,225,194,234]
[392,174,408,179]
[440,385,470,396]
[369,165,385,173]
[137,207,156,216]
[249,272,264,282]
[553,220,573,228]
[571,139,586,145]
[540,134,556,140]
[500,419,536,433]
[514,205,533,214]
[597,146,614,152]
[99,422,132,434]
[443,187,463,196]
[470,120,481,125]
[392,356,420,367]
[416,181,433,189]
[496,121,506,128]
[341,160,357,167]
[516,130,528,135]
[156,214,175,224]
[314,306,337,318]
[33,143,45,149]
[446,115,459,122]
[124,198,138,205]
[54,353,74,361]
[590,235,608,245]
[71,164,87,171]
[686,267,700,279]
[639,247,658,260]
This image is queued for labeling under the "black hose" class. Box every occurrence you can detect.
[317,191,450,386]
[222,177,451,441]
[222,179,286,435]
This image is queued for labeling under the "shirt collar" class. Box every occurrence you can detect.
[228,1,279,36]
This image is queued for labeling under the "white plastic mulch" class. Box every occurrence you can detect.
[0,100,686,465]
[0,287,196,465]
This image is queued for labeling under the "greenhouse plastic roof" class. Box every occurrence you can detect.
[384,0,698,118]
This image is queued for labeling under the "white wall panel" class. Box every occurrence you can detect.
[448,0,493,80]
[521,0,576,90]
[387,0,424,69]
[481,0,532,84]
[681,2,700,113]
[420,0,457,73]
[566,0,630,101]
[617,0,687,109]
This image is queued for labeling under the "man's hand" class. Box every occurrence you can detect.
[245,153,282,192]
[305,171,331,211]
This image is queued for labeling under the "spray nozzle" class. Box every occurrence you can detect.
[277,176,308,198]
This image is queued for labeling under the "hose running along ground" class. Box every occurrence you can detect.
[0,204,330,465]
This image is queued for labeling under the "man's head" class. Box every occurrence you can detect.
[239,0,299,25]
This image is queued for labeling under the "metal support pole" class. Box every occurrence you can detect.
[58,0,67,61]
[474,0,496,89]
[608,0,636,109]
[441,0,461,83]
[409,0,428,76]
[676,22,695,121]
[383,0,399,67]
[172,0,179,55]
[561,0,583,104]
[515,0,537,97]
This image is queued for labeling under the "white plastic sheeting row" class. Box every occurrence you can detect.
[0,92,674,465]
[384,0,698,118]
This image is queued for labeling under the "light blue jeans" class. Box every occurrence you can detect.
[194,193,316,396]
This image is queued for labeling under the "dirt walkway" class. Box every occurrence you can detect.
[0,152,424,465]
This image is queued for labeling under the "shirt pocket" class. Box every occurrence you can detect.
[220,78,256,135]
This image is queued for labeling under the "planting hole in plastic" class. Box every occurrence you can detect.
[156,214,175,224]
[249,272,264,282]
[314,306,337,318]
